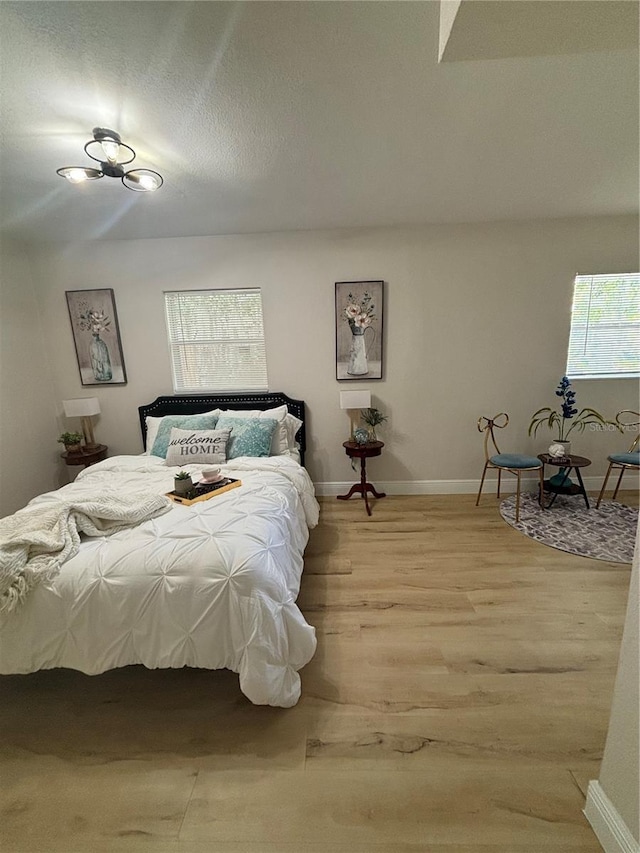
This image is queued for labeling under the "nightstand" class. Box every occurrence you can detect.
[61,444,108,468]
[337,440,386,516]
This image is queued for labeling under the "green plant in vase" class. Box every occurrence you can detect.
[57,431,83,453]
[174,470,194,496]
[360,407,387,441]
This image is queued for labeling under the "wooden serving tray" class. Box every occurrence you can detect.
[166,478,242,506]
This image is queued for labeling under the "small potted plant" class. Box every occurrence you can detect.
[360,407,388,441]
[173,470,193,496]
[57,431,83,454]
[529,375,619,456]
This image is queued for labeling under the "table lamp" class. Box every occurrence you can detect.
[339,389,371,440]
[63,397,101,450]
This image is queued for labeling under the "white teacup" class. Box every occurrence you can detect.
[200,467,224,484]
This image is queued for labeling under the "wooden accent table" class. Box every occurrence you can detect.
[538,453,591,510]
[61,444,108,468]
[337,440,386,516]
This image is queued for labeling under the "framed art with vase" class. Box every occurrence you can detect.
[335,280,384,380]
[65,288,127,386]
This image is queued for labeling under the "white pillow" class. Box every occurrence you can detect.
[165,427,231,467]
[216,406,293,455]
[280,446,302,464]
[284,413,303,449]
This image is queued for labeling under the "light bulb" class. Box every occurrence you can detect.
[138,174,158,190]
[122,169,163,191]
[67,169,90,183]
[100,139,120,163]
[57,166,103,183]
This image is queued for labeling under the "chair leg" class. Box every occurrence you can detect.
[611,467,626,502]
[515,472,521,523]
[496,468,502,499]
[476,462,489,506]
[538,468,545,508]
[596,463,614,508]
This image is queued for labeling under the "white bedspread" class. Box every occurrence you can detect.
[0,455,319,707]
[0,490,172,614]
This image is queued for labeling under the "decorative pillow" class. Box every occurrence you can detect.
[216,416,278,459]
[150,414,219,459]
[144,416,163,454]
[215,406,297,455]
[165,427,231,467]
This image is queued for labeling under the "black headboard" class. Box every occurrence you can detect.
[138,393,306,464]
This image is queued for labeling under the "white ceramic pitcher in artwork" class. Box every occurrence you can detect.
[347,327,374,375]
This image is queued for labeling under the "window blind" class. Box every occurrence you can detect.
[164,289,268,392]
[566,273,640,379]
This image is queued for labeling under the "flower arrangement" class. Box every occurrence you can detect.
[344,291,376,332]
[528,376,618,441]
[77,302,111,335]
[360,407,387,440]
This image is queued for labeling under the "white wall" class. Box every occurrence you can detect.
[28,214,638,488]
[599,526,639,841]
[0,239,60,516]
[585,522,639,850]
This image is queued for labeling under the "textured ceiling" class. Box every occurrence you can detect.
[0,1,637,243]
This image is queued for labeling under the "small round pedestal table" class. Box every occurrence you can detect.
[337,440,386,516]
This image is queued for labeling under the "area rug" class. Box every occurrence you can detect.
[500,492,638,563]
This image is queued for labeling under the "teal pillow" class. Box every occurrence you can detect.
[150,414,219,459]
[216,416,278,459]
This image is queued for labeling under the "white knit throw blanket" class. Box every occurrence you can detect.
[0,491,172,613]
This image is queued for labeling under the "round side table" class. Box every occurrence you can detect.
[337,440,386,516]
[538,453,591,509]
[61,444,108,469]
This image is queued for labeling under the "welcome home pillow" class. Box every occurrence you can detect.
[215,416,278,460]
[165,428,231,467]
[150,414,219,459]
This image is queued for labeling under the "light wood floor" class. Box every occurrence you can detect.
[1,492,636,853]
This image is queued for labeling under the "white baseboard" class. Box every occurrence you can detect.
[584,781,640,853]
[314,475,606,497]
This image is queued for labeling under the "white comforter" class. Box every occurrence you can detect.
[0,455,319,707]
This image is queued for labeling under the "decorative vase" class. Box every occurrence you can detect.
[90,333,112,382]
[367,427,377,442]
[549,468,573,488]
[64,443,82,454]
[174,476,193,496]
[353,427,369,445]
[347,328,369,376]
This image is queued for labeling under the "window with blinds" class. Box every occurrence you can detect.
[164,289,268,392]
[566,273,640,379]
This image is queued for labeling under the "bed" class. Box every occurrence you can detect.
[0,393,318,707]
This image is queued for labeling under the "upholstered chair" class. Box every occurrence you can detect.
[476,413,544,523]
[596,411,640,508]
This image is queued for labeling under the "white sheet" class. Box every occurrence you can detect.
[0,455,319,707]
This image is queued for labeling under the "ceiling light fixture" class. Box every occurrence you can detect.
[57,127,163,192]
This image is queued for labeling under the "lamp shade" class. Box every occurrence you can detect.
[339,390,371,410]
[63,397,100,418]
